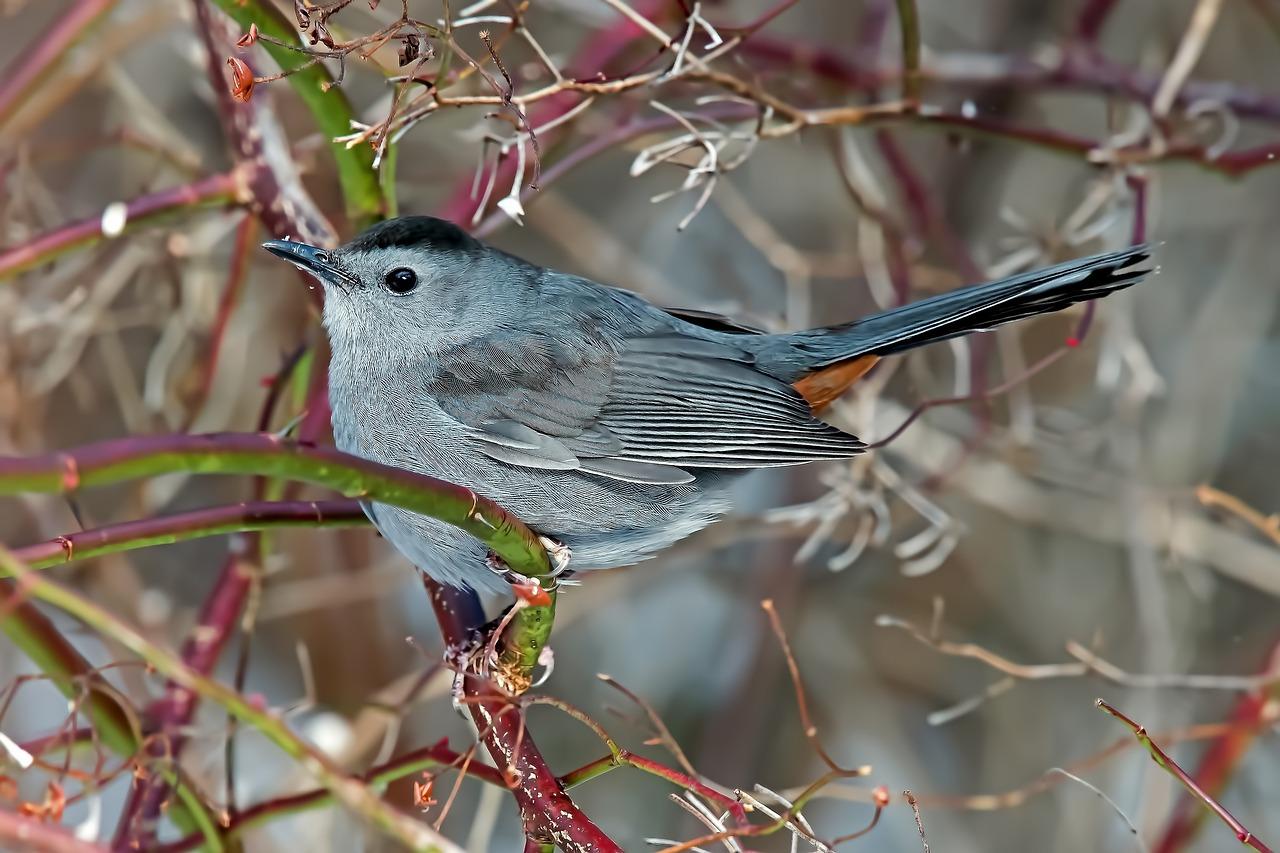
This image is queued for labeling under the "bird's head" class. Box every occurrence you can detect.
[263,216,528,356]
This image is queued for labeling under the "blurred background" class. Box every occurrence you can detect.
[2,0,1279,850]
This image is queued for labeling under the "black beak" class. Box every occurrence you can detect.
[262,239,348,289]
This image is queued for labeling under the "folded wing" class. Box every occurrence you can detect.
[430,331,863,486]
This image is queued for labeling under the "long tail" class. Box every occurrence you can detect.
[816,244,1149,360]
[770,245,1151,409]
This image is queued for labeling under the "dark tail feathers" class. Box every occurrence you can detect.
[792,245,1151,367]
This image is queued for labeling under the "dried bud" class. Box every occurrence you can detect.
[412,776,437,810]
[294,0,310,28]
[511,580,551,607]
[226,57,255,102]
[399,33,420,67]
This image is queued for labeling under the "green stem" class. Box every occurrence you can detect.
[207,0,385,227]
[0,586,223,849]
[0,433,554,687]
[1,547,462,853]
[895,0,922,104]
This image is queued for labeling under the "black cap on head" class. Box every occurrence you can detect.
[344,216,481,255]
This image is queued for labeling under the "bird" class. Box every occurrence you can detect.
[263,216,1149,595]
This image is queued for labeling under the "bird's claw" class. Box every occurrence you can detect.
[484,536,574,590]
[538,535,573,578]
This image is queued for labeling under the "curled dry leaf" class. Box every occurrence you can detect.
[227,57,255,102]
[399,33,420,67]
[511,580,551,606]
[412,775,438,810]
[294,0,310,28]
[236,23,259,48]
[18,781,65,823]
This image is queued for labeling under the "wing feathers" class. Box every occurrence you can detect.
[439,329,865,484]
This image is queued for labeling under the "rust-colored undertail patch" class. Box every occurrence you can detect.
[792,354,881,412]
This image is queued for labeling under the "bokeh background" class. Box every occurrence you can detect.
[2,0,1279,850]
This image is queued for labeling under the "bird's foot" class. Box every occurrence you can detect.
[483,536,575,589]
[538,535,574,580]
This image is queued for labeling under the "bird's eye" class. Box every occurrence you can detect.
[384,267,418,295]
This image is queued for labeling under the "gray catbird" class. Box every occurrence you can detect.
[264,217,1149,594]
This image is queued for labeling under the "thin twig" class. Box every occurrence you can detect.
[1096,699,1273,853]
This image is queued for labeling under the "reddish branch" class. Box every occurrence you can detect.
[1097,699,1273,853]
[437,0,669,225]
[11,499,365,569]
[426,581,622,851]
[0,0,118,125]
[1154,642,1280,853]
[191,0,336,250]
[111,9,343,841]
[0,808,107,853]
[155,737,509,853]
[0,171,241,280]
[743,35,1280,125]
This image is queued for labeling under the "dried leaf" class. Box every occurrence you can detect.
[226,57,255,102]
[497,195,526,226]
[412,775,437,810]
[510,579,549,606]
[399,33,420,67]
[236,23,259,48]
[18,781,65,823]
[294,0,310,28]
[309,21,334,48]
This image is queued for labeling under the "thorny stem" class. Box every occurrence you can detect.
[0,433,550,579]
[0,434,556,692]
[0,589,222,847]
[206,0,385,227]
[1,547,463,853]
[156,739,510,852]
[1097,699,1273,853]
[427,580,621,852]
[0,170,242,282]
[10,499,364,568]
[0,0,118,126]
[1154,639,1280,853]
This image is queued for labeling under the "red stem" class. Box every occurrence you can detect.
[10,499,365,569]
[743,36,1280,125]
[114,553,253,847]
[437,0,669,225]
[1075,0,1123,42]
[0,808,108,853]
[0,0,118,125]
[426,580,622,851]
[1098,700,1273,853]
[155,738,509,853]
[0,170,241,280]
[1153,643,1280,853]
